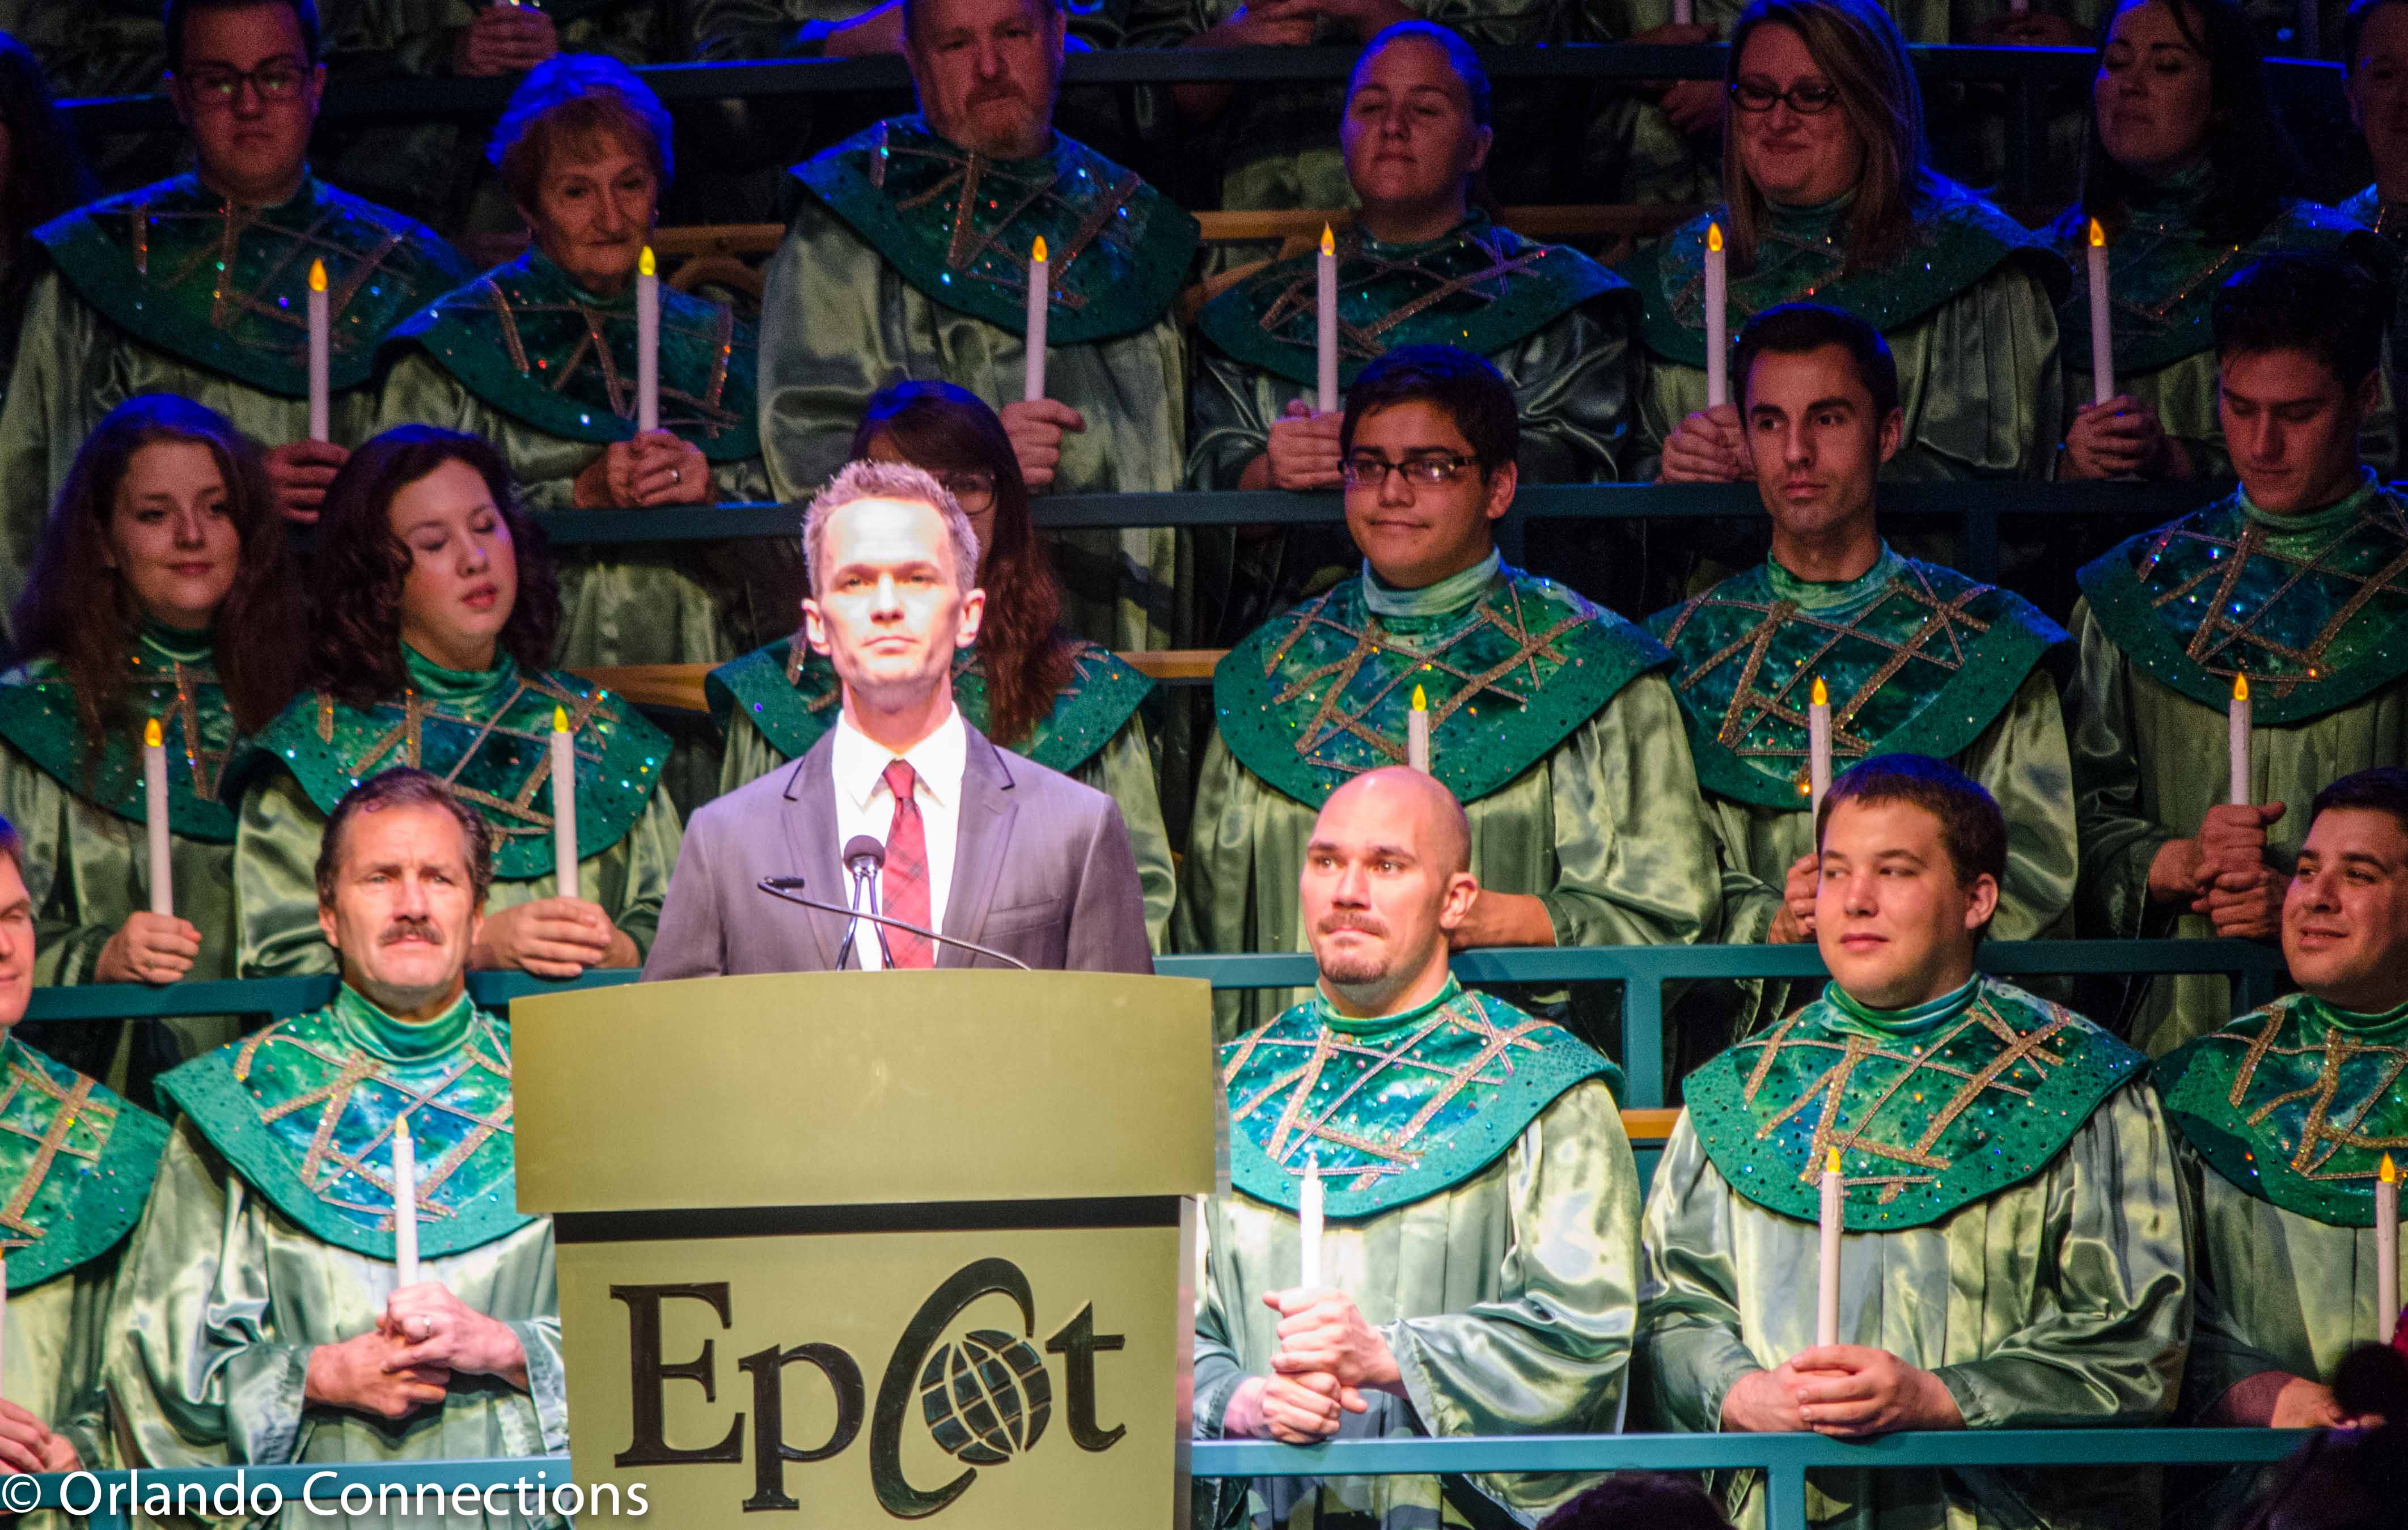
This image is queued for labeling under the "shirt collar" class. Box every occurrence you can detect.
[1361,550,1503,619]
[832,702,968,812]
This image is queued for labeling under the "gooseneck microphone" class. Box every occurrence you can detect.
[838,835,892,970]
[755,874,1033,972]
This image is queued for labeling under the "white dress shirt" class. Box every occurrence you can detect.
[829,703,968,969]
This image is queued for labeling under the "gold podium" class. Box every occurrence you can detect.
[511,970,1218,1527]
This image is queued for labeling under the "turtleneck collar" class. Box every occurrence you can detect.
[196,168,318,218]
[1357,213,1486,258]
[402,642,517,706]
[1766,187,1857,238]
[1312,974,1465,1037]
[2125,162,2213,228]
[137,620,215,666]
[523,245,634,310]
[1362,550,1503,619]
[1821,973,1982,1037]
[1766,542,1901,612]
[331,982,477,1063]
[2241,467,2377,536]
[2296,989,2408,1038]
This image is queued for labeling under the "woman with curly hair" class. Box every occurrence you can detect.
[0,395,297,1098]
[708,382,1176,946]
[2052,0,2394,481]
[225,426,682,978]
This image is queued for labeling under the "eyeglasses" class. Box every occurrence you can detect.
[939,471,997,512]
[1339,451,1483,489]
[176,62,309,107]
[1730,79,1842,115]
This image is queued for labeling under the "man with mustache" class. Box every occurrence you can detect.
[757,0,1201,655]
[2155,767,2408,1432]
[1639,755,2189,1530]
[1195,765,1639,1528]
[1177,344,1720,1042]
[110,769,565,1524]
[1647,304,2075,1052]
[0,0,471,626]
[2068,251,2408,1057]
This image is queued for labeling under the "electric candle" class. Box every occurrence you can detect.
[1023,237,1049,404]
[143,718,171,917]
[551,706,578,897]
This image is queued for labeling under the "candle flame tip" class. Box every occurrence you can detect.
[1321,224,1335,256]
[553,705,570,732]
[1812,676,1829,706]
[2233,672,2250,702]
[1030,235,1047,263]
[307,258,327,292]
[143,717,163,748]
[1707,221,1724,253]
[2384,1154,2398,1183]
[2088,217,2106,247]
[1826,1147,1842,1174]
[638,245,655,277]
[1411,684,1427,711]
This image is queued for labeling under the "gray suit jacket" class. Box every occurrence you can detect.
[643,721,1154,978]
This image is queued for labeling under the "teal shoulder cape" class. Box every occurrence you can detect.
[0,1037,169,1290]
[2155,994,2408,1229]
[2047,198,2382,374]
[31,172,472,396]
[1215,563,1670,808]
[1196,215,1629,389]
[1221,982,1620,1219]
[706,634,1151,776]
[0,639,244,842]
[156,995,531,1260]
[229,664,670,881]
[1645,554,2067,811]
[385,249,760,461]
[1623,176,2067,368]
[2075,484,2408,724]
[790,115,1200,345]
[1684,977,2146,1231]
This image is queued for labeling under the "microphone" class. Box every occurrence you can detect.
[838,835,891,970]
[844,835,885,876]
[756,875,1033,972]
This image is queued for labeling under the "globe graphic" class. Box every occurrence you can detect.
[919,1329,1054,1465]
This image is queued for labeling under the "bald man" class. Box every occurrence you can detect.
[1192,767,1641,1528]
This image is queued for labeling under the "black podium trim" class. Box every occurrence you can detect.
[550,1194,1188,1245]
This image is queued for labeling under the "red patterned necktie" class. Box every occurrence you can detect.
[879,758,936,969]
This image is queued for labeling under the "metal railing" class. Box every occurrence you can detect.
[6,1429,2313,1528]
[28,936,2283,1112]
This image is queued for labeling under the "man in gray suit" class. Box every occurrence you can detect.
[645,459,1153,978]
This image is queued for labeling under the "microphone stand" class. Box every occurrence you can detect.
[755,877,1032,972]
[836,858,894,970]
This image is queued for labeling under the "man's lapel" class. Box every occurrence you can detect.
[782,738,850,970]
[939,727,1018,969]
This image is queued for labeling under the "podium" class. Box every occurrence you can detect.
[511,970,1218,1527]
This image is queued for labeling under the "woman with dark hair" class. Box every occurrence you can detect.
[0,395,297,1097]
[708,382,1175,945]
[225,426,681,978]
[1638,0,2070,485]
[0,33,94,397]
[1188,21,1639,632]
[2340,0,2408,432]
[2053,0,2393,479]
[378,55,775,805]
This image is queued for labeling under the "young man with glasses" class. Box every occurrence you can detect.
[1175,344,1722,1041]
[0,0,471,632]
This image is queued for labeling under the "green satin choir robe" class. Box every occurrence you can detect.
[1639,977,2189,1530]
[2342,186,2408,436]
[2155,993,2408,1415]
[227,647,682,978]
[1624,181,2070,481]
[0,626,255,1098]
[709,634,1177,947]
[0,1036,170,1501]
[2047,179,2396,478]
[1194,980,1637,1528]
[1174,553,1723,1042]
[108,989,565,1527]
[1647,548,2077,953]
[0,174,471,633]
[759,115,1202,652]
[2068,476,2408,1056]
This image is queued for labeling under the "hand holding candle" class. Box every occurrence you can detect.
[1808,677,1833,815]
[2380,1154,2400,1345]
[392,1119,420,1288]
[1704,222,1730,409]
[1817,1147,1843,1348]
[636,245,659,436]
[1408,684,1431,773]
[1317,224,1339,415]
[142,717,172,918]
[1023,237,1049,404]
[2229,674,2252,807]
[2087,219,2114,408]
[306,258,331,444]
[1297,1158,1324,1290]
[551,706,579,897]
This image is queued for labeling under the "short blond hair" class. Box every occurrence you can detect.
[802,459,982,597]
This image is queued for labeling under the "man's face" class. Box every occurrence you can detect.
[170,3,323,204]
[1742,343,1899,541]
[0,857,34,1037]
[1343,400,1514,591]
[2218,347,2376,515]
[2284,807,2408,1012]
[317,803,483,1014]
[1300,771,1474,994]
[1815,796,1998,1010]
[2350,4,2408,181]
[905,0,1064,160]
[805,498,985,711]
